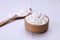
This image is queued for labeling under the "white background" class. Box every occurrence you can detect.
[0,0,60,40]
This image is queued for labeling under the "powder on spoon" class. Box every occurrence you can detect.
[16,8,31,17]
[9,8,31,17]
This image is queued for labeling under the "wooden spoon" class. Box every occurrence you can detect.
[0,8,32,27]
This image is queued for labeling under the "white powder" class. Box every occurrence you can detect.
[16,8,31,17]
[9,8,31,17]
[25,12,48,25]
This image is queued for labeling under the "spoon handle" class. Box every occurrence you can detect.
[0,15,18,27]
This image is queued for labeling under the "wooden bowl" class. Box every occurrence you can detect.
[24,16,49,33]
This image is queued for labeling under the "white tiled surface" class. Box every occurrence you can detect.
[0,0,60,40]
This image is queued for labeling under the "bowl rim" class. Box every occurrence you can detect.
[25,15,49,26]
